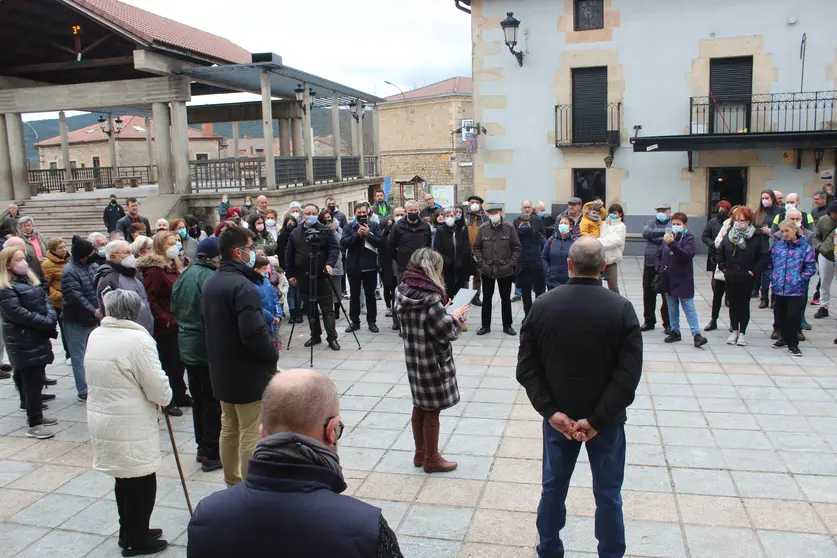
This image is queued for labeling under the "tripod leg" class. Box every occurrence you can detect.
[326,274,362,349]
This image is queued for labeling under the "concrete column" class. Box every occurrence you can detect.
[0,115,13,200]
[144,117,155,183]
[302,84,314,185]
[291,118,304,156]
[278,118,291,157]
[151,102,173,194]
[5,113,29,200]
[358,104,365,179]
[349,113,358,157]
[59,111,72,181]
[231,120,240,183]
[372,106,380,176]
[107,114,117,170]
[170,101,191,194]
[332,94,342,181]
[261,70,276,189]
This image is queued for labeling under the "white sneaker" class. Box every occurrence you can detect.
[65,358,71,366]
[726,332,739,345]
[26,425,55,439]
[736,333,747,346]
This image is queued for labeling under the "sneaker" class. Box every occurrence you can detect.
[664,331,682,343]
[510,295,521,302]
[693,334,708,348]
[811,298,820,306]
[26,425,55,439]
[726,332,739,345]
[663,326,673,335]
[814,307,829,319]
[40,393,56,402]
[797,332,806,342]
[385,308,393,317]
[773,339,787,349]
[736,333,747,346]
[65,358,72,366]
[77,393,88,403]
[0,363,11,372]
[200,457,223,473]
[345,323,360,333]
[801,322,812,331]
[789,346,802,357]
[41,416,58,426]
[770,329,781,340]
[375,290,382,301]
[368,323,379,333]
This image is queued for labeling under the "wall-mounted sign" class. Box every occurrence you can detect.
[461,119,475,142]
[782,151,794,163]
[821,169,834,181]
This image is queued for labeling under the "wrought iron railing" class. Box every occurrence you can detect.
[275,157,306,186]
[364,157,379,177]
[313,157,337,183]
[690,90,837,135]
[72,167,113,188]
[341,156,361,179]
[28,169,66,193]
[555,102,621,147]
[117,165,151,184]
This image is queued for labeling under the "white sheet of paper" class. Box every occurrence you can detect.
[447,289,478,314]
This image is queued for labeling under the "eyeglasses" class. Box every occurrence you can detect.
[323,416,344,441]
[239,244,255,253]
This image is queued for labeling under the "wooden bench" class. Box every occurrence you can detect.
[62,178,96,193]
[113,175,142,188]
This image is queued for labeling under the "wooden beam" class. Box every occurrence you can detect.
[82,33,114,55]
[187,100,303,124]
[2,56,134,75]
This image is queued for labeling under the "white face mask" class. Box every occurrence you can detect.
[444,217,456,227]
[489,214,501,224]
[166,245,179,260]
[470,203,480,212]
[121,255,136,269]
[291,212,300,220]
[395,215,404,223]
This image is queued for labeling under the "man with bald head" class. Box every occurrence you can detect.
[188,369,403,558]
[255,195,270,217]
[517,236,642,557]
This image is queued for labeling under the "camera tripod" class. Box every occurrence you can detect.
[287,229,361,367]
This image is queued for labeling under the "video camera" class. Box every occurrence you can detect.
[303,226,322,245]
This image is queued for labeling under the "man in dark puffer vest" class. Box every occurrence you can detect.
[187,369,404,558]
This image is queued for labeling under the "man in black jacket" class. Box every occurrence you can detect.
[285,203,341,351]
[341,204,382,333]
[388,200,431,329]
[516,236,642,558]
[201,227,279,487]
[187,369,403,558]
[115,197,152,242]
[103,194,125,233]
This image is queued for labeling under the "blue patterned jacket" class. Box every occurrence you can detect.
[770,237,817,296]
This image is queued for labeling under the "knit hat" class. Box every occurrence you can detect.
[196,237,219,258]
[827,201,837,215]
[71,235,95,259]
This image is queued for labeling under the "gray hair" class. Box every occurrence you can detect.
[18,216,33,226]
[103,289,143,321]
[105,240,130,260]
[130,235,152,256]
[404,199,420,210]
[3,236,24,248]
[88,232,106,245]
[441,206,456,217]
[569,237,605,277]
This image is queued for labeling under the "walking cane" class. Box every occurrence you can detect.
[163,407,194,516]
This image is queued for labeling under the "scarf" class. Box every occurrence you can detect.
[402,266,447,302]
[728,224,755,249]
[252,432,343,481]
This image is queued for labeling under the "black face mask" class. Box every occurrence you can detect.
[328,205,337,213]
[406,213,420,223]
[717,211,729,221]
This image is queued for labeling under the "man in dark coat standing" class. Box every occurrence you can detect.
[517,236,642,558]
[103,194,125,233]
[187,369,403,558]
[201,227,279,487]
[341,204,382,333]
[388,200,432,329]
[115,198,152,242]
[473,203,521,336]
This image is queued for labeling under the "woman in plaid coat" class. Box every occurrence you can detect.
[394,248,469,473]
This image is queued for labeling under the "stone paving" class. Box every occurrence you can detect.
[1,256,837,557]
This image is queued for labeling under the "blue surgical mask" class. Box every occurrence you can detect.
[305,215,319,226]
[519,224,531,231]
[176,228,187,239]
[262,272,269,280]
[175,241,182,251]
[656,213,668,222]
[246,249,256,268]
[244,201,252,207]
[558,223,570,235]
[609,213,620,220]
[537,211,546,217]
[456,214,462,221]
[97,247,106,257]
[671,225,684,234]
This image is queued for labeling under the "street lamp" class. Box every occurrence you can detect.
[294,84,307,114]
[501,12,525,66]
[350,100,365,122]
[384,80,407,101]
[309,88,317,110]
[98,114,123,136]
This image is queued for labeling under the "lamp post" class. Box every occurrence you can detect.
[384,80,408,101]
[294,84,307,114]
[500,12,525,66]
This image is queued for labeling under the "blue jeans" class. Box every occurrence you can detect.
[537,420,626,558]
[665,295,701,336]
[287,284,300,311]
[64,321,96,396]
[515,286,522,297]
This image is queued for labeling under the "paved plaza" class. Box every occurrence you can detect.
[0,256,837,557]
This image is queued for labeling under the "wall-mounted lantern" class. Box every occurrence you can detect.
[500,12,525,67]
[294,84,307,114]
[350,100,365,122]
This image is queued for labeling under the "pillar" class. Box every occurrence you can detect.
[170,101,191,194]
[0,115,13,200]
[302,84,313,185]
[151,102,173,194]
[349,114,358,157]
[372,106,380,177]
[332,94,342,181]
[278,118,291,157]
[261,70,276,189]
[231,121,240,158]
[144,117,155,183]
[59,111,72,181]
[292,118,304,156]
[357,103,365,179]
[6,113,29,200]
[107,114,117,170]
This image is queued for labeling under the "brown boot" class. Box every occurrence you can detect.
[411,407,425,467]
[422,411,457,473]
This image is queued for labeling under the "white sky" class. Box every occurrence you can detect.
[24,0,472,121]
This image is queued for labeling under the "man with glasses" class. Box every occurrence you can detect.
[201,226,279,487]
[188,369,403,558]
[419,193,442,222]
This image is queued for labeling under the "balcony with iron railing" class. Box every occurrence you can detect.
[555,102,622,147]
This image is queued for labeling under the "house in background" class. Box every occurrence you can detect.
[378,77,474,205]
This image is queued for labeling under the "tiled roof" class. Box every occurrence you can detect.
[384,77,472,102]
[71,0,251,64]
[35,116,220,147]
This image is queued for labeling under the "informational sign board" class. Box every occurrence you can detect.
[431,185,456,207]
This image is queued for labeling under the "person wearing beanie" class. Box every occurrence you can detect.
[60,235,101,402]
[171,237,223,473]
[701,200,732,331]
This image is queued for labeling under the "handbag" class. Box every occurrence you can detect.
[652,249,673,294]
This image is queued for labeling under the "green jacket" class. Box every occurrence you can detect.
[813,214,837,262]
[171,259,215,365]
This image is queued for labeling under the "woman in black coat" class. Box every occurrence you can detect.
[0,245,58,439]
[514,214,546,316]
[701,200,730,331]
[432,207,473,299]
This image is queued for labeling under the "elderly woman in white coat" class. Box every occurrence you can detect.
[85,289,172,557]
[598,203,627,293]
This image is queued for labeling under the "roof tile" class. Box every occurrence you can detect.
[384,77,472,102]
[35,116,220,147]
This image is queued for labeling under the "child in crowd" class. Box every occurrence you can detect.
[268,255,289,337]
[253,256,283,351]
[579,200,605,237]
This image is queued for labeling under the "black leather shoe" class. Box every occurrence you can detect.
[304,337,322,348]
[40,393,56,402]
[166,405,183,417]
[391,322,399,330]
[119,529,163,550]
[368,323,379,333]
[43,377,57,386]
[663,326,672,335]
[639,323,655,332]
[704,319,717,331]
[0,370,9,380]
[476,327,490,336]
[175,395,194,408]
[471,296,482,307]
[328,340,341,351]
[759,299,769,309]
[0,363,12,372]
[345,323,360,333]
[503,327,517,336]
[200,457,223,473]
[664,331,682,343]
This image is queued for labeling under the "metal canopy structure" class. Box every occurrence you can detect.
[178,54,385,108]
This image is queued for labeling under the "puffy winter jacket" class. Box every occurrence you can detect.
[137,254,180,337]
[598,218,626,265]
[642,217,670,268]
[60,258,100,326]
[41,250,70,308]
[254,277,282,333]
[770,237,817,297]
[85,318,172,479]
[542,234,574,288]
[655,231,697,299]
[514,226,545,288]
[716,232,769,280]
[95,262,154,335]
[388,218,432,273]
[813,214,837,262]
[0,274,57,369]
[473,219,521,279]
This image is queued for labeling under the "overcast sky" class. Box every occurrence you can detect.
[25,0,472,121]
